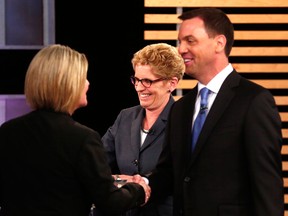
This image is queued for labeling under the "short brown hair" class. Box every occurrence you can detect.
[131,43,185,81]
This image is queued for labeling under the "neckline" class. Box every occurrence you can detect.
[141,128,150,134]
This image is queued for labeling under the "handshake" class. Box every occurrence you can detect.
[112,174,151,205]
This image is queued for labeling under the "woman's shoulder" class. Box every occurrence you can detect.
[118,105,143,118]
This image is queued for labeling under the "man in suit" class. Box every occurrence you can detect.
[147,7,284,216]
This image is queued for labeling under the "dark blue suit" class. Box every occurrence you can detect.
[149,71,284,216]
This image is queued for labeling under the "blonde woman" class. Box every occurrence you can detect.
[0,44,150,216]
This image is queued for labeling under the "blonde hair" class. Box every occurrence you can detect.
[131,43,185,80]
[24,44,88,114]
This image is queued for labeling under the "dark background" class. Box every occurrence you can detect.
[0,1,145,136]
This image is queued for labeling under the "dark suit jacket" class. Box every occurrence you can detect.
[102,96,175,216]
[0,109,145,216]
[149,71,284,216]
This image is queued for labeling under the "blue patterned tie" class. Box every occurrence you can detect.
[191,87,210,151]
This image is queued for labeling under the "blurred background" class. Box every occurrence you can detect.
[0,1,144,136]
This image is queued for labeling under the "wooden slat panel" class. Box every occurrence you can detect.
[175,64,288,73]
[282,146,288,155]
[231,47,288,56]
[173,95,182,101]
[275,96,288,105]
[145,14,288,24]
[177,79,288,89]
[144,30,176,40]
[280,113,288,122]
[285,178,288,185]
[145,14,179,24]
[261,156,288,172]
[144,30,288,40]
[282,162,288,171]
[229,14,288,23]
[177,80,198,89]
[283,129,288,139]
[232,64,288,73]
[253,80,288,89]
[235,31,288,40]
[145,0,288,7]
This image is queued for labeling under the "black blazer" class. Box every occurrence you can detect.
[102,96,175,215]
[149,71,284,216]
[0,110,145,216]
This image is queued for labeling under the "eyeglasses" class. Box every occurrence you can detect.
[130,76,167,88]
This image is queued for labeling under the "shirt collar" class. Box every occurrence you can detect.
[198,63,233,94]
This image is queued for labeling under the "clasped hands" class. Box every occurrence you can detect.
[112,174,151,205]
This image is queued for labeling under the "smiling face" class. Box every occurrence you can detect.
[133,64,171,112]
[177,17,221,83]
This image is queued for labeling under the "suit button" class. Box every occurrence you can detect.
[132,159,139,166]
[184,176,190,182]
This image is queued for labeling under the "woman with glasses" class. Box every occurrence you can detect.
[101,43,185,216]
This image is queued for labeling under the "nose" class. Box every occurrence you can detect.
[178,43,187,55]
[135,82,146,91]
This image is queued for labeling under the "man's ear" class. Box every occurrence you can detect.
[215,34,226,53]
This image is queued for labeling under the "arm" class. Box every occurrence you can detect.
[245,90,284,216]
[77,130,146,215]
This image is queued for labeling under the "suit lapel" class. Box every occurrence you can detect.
[131,109,145,156]
[189,71,241,164]
[141,96,175,150]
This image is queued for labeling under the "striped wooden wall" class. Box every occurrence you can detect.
[144,0,288,214]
